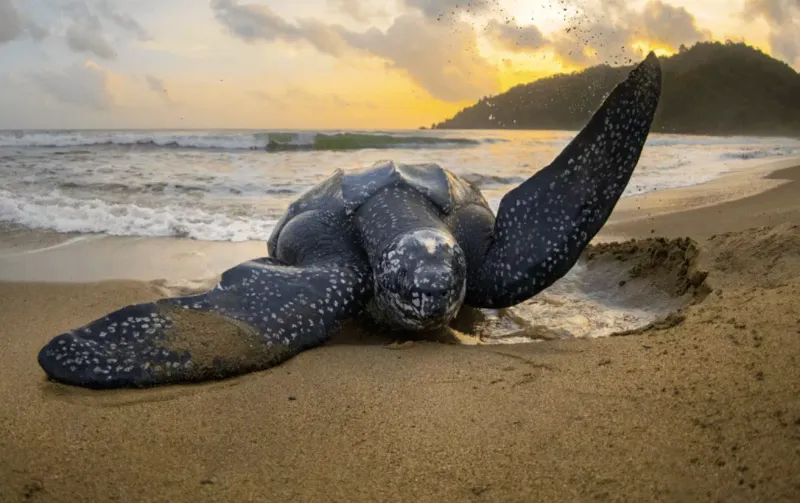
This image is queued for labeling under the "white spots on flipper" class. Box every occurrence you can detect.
[39,257,371,388]
[467,55,660,307]
[38,303,185,386]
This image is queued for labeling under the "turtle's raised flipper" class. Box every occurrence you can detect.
[466,53,661,309]
[38,258,371,389]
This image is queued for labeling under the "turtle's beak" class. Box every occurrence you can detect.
[403,264,466,330]
[413,267,460,311]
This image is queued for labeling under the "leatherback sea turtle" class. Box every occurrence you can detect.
[38,53,661,389]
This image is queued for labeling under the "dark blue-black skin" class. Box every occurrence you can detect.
[38,53,662,389]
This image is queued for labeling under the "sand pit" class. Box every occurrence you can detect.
[452,236,711,343]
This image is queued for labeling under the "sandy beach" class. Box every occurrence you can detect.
[1,161,800,502]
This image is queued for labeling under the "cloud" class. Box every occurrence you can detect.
[328,0,370,22]
[57,1,150,58]
[146,75,166,93]
[550,19,635,66]
[327,0,389,23]
[66,21,116,59]
[401,0,494,20]
[26,21,48,41]
[98,0,152,41]
[770,26,800,64]
[0,0,22,43]
[29,61,113,110]
[637,0,710,49]
[212,0,501,102]
[744,0,799,22]
[0,0,48,44]
[146,74,174,103]
[211,0,293,42]
[548,0,710,66]
[484,19,547,52]
[744,0,800,65]
[211,0,349,55]
[339,14,501,101]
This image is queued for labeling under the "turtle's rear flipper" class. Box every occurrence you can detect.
[466,53,662,309]
[38,258,371,389]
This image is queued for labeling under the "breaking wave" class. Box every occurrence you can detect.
[56,180,301,197]
[0,189,277,242]
[2,129,799,243]
[0,130,485,151]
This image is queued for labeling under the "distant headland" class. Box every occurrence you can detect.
[431,42,800,137]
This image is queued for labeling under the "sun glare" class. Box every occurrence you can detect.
[630,41,676,58]
[505,0,581,33]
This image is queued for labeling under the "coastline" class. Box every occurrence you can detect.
[2,154,799,285]
[604,155,800,239]
[1,158,799,501]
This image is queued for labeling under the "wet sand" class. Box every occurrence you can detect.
[607,157,800,239]
[1,163,800,502]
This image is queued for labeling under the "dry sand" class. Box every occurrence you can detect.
[1,164,800,502]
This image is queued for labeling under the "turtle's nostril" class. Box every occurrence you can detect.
[419,285,448,298]
[419,288,453,310]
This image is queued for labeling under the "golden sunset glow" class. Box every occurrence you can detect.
[0,0,796,129]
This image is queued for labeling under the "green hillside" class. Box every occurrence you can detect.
[432,42,800,136]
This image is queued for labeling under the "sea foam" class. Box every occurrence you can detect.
[2,130,799,242]
[0,189,277,242]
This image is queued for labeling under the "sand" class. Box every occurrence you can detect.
[607,157,800,239]
[1,163,800,502]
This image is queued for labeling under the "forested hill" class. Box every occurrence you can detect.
[432,42,800,136]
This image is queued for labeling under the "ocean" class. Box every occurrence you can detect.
[2,129,800,242]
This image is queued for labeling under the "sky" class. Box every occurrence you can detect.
[0,0,797,130]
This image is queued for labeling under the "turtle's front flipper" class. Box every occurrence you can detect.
[466,53,661,309]
[38,258,371,389]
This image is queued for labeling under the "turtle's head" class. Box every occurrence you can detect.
[373,228,467,331]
